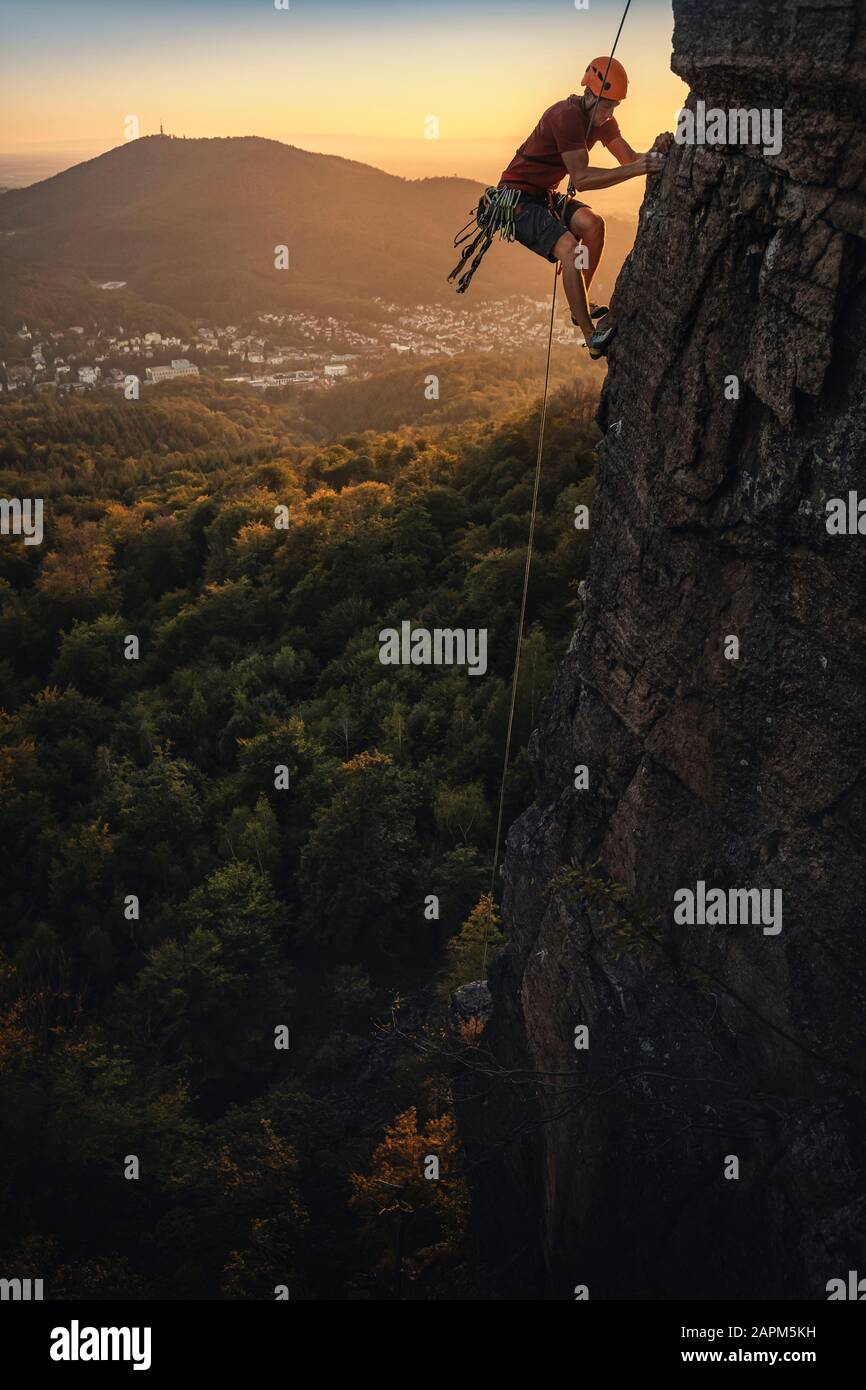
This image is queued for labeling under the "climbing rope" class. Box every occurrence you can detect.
[484,0,635,969]
[487,264,559,908]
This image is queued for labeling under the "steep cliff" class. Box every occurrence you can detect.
[458,0,866,1299]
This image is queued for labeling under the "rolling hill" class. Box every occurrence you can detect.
[0,135,635,323]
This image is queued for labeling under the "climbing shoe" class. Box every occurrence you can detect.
[588,325,616,360]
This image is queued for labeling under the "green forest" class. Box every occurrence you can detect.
[0,369,597,1298]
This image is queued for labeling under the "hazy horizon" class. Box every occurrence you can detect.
[0,131,650,219]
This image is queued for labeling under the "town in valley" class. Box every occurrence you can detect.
[0,296,577,396]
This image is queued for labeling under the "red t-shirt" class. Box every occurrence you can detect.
[500,94,622,196]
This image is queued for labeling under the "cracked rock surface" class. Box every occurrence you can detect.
[455,0,866,1299]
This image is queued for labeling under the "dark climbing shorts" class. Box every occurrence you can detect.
[510,193,589,262]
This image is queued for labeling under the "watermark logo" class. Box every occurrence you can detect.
[827,1271,866,1299]
[50,1321,152,1371]
[0,1277,43,1300]
[0,497,43,545]
[673,881,782,935]
[675,100,782,157]
[378,621,487,676]
[826,492,866,535]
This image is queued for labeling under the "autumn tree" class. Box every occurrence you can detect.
[35,518,116,625]
[444,893,506,989]
[168,1118,308,1300]
[350,1105,467,1296]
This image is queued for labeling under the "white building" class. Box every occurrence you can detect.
[147,360,200,383]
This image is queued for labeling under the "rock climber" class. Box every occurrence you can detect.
[498,58,673,358]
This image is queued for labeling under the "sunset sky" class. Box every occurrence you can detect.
[2,0,686,210]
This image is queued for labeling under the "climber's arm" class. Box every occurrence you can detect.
[608,132,675,165]
[562,147,664,192]
[607,135,640,165]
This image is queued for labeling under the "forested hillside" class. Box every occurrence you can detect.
[301,351,582,434]
[0,253,195,345]
[0,377,596,1298]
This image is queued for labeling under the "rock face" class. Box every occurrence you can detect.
[458,0,866,1298]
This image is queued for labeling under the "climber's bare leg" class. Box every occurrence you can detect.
[569,206,606,294]
[552,230,594,343]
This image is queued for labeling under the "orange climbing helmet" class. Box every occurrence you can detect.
[582,56,629,102]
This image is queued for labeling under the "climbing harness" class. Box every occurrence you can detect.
[485,0,635,968]
[447,185,521,295]
[448,182,577,297]
[447,179,570,299]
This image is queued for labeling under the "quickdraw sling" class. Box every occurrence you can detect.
[447,184,521,295]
